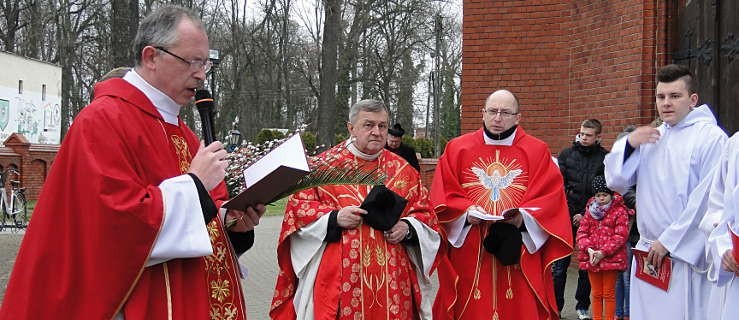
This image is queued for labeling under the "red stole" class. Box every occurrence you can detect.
[431,128,572,320]
[270,147,439,319]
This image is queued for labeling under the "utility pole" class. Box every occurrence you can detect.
[432,15,443,157]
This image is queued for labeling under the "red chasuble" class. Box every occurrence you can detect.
[0,79,246,320]
[269,146,439,320]
[430,128,572,320]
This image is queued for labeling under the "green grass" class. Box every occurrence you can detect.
[265,197,287,216]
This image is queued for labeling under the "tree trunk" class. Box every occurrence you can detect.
[317,0,340,146]
[57,0,74,138]
[396,50,415,133]
[23,0,43,58]
[0,0,22,52]
[110,0,138,67]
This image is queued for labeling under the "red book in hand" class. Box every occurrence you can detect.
[632,248,671,291]
[730,222,739,262]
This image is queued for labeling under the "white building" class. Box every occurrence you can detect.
[0,51,62,145]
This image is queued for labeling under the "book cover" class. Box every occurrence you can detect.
[730,222,739,262]
[222,134,310,210]
[632,248,671,291]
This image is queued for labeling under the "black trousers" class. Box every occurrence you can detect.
[552,255,591,312]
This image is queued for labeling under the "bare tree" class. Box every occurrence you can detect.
[316,0,340,146]
[110,0,138,67]
[5,0,462,150]
[55,0,103,137]
[0,0,28,52]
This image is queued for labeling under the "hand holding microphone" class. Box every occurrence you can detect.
[195,89,216,145]
[188,89,226,191]
[189,141,227,191]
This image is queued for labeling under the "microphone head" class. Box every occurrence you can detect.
[194,89,213,109]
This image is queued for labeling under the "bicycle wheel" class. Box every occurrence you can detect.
[11,193,27,229]
[0,202,6,232]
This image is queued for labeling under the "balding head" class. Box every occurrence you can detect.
[482,89,521,134]
[485,89,520,113]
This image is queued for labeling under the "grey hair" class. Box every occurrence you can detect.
[133,5,204,66]
[348,99,389,124]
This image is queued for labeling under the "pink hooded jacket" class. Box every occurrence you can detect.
[576,193,631,272]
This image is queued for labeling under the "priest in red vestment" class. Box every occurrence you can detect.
[0,6,263,320]
[431,89,572,320]
[269,99,441,320]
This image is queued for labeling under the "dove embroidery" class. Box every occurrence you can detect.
[471,167,523,201]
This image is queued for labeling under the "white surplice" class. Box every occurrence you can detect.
[704,133,739,320]
[604,104,727,320]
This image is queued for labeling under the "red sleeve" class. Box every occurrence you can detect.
[1,98,166,319]
[516,135,574,262]
[576,214,594,252]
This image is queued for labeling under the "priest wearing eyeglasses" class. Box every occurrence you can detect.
[431,89,572,320]
[0,6,264,320]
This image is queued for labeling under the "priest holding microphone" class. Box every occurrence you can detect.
[0,5,264,320]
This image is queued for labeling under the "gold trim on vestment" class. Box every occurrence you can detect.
[163,262,173,320]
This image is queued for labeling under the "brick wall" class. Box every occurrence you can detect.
[462,0,667,153]
[0,133,58,201]
[419,158,438,191]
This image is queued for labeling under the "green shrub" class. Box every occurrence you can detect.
[301,131,317,152]
[255,129,286,145]
[411,138,434,158]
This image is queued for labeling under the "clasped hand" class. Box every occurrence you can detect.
[336,206,408,244]
[588,248,604,266]
[466,206,523,229]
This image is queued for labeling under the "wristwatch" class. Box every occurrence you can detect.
[401,219,413,241]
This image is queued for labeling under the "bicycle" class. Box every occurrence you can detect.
[0,168,28,232]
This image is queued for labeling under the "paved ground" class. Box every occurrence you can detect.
[1,216,582,319]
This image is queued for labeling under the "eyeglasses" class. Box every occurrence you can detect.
[155,46,213,73]
[482,108,518,118]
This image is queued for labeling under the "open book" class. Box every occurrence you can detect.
[222,134,310,211]
[467,207,540,221]
[632,248,671,291]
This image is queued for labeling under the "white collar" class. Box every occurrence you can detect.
[482,128,516,146]
[123,69,181,125]
[345,139,381,161]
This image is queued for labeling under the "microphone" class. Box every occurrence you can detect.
[195,89,215,145]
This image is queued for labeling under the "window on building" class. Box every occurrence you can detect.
[42,84,47,101]
[18,80,23,94]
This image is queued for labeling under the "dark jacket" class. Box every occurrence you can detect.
[622,185,640,246]
[557,142,609,217]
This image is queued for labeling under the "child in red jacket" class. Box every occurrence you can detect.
[576,175,631,320]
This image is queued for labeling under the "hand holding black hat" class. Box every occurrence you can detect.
[337,206,367,229]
